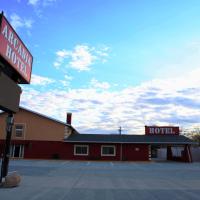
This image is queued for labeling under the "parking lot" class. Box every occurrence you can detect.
[0,160,200,200]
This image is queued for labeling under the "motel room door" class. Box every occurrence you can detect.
[150,145,167,161]
[151,145,158,159]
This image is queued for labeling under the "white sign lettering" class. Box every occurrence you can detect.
[145,126,179,135]
[0,15,33,83]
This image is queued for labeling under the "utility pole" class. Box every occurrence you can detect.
[119,126,123,161]
[119,126,122,135]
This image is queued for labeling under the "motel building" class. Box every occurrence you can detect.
[0,107,196,162]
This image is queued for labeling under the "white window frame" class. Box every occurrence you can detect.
[14,123,26,139]
[74,145,89,156]
[101,145,116,156]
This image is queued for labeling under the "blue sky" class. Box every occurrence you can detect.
[1,0,200,134]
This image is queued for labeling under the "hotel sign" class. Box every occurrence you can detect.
[145,126,179,135]
[0,72,21,113]
[0,13,33,84]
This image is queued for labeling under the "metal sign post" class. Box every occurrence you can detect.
[0,11,33,186]
[0,71,21,184]
[0,113,14,183]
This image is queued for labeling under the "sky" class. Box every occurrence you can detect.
[1,0,200,134]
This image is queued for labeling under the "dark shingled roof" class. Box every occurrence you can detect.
[65,133,196,145]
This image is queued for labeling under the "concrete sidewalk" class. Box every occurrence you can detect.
[0,160,200,200]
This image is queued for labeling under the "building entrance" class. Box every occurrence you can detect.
[150,145,192,162]
[150,145,167,161]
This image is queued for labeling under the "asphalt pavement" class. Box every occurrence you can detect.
[0,160,200,200]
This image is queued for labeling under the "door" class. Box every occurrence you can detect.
[151,146,158,158]
[14,145,21,157]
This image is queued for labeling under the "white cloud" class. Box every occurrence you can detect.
[69,45,95,71]
[28,0,56,7]
[64,74,73,81]
[90,78,110,90]
[54,44,110,71]
[56,50,69,57]
[151,41,200,80]
[59,74,73,87]
[10,13,33,30]
[21,68,200,135]
[53,62,61,69]
[28,0,40,6]
[43,0,56,6]
[28,0,57,17]
[30,74,55,86]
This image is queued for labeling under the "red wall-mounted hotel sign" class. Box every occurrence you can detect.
[0,13,33,84]
[145,126,179,135]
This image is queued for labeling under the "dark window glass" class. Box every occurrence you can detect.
[102,146,115,155]
[75,146,88,155]
[15,124,24,137]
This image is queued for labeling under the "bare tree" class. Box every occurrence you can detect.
[191,128,200,146]
[181,127,200,146]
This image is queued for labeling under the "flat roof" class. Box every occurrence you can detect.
[65,133,196,145]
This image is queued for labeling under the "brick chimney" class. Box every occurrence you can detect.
[66,113,72,125]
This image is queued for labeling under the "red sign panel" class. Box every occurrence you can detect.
[145,126,179,135]
[0,14,33,83]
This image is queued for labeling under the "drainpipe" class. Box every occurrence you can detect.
[119,126,122,161]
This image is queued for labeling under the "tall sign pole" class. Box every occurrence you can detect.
[0,113,14,182]
[0,11,33,184]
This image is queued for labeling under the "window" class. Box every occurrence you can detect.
[101,145,116,156]
[15,124,24,138]
[74,145,89,156]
